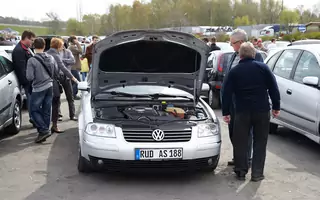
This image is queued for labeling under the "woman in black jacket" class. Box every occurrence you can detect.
[46,38,79,133]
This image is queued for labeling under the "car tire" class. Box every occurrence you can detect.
[269,123,278,134]
[78,148,92,173]
[203,155,220,173]
[208,89,220,109]
[5,99,21,135]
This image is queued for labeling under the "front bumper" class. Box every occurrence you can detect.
[81,132,221,171]
[89,156,219,172]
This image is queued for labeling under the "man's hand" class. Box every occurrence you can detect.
[272,110,280,118]
[223,115,231,124]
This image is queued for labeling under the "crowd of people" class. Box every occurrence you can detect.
[218,29,281,182]
[11,30,97,143]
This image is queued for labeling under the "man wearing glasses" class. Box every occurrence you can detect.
[221,29,264,167]
[12,30,36,127]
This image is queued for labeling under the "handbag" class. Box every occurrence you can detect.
[80,58,89,72]
[34,56,63,94]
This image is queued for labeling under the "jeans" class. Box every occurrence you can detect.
[71,70,81,98]
[81,72,87,81]
[233,111,270,176]
[23,84,33,121]
[30,87,53,134]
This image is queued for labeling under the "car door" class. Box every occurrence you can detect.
[270,49,302,125]
[287,50,320,136]
[0,59,11,124]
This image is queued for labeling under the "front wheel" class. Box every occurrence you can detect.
[208,89,220,109]
[78,148,92,173]
[6,99,21,135]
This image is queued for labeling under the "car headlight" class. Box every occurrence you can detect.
[85,123,116,138]
[197,123,219,138]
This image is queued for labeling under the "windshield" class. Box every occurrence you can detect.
[105,85,193,98]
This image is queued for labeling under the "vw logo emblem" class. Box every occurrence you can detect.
[152,129,165,141]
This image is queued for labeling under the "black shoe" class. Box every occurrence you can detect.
[35,132,52,143]
[251,175,265,182]
[227,160,235,166]
[70,117,78,121]
[74,96,81,100]
[235,172,246,180]
[59,114,63,117]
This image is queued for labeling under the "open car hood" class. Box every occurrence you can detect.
[90,30,210,104]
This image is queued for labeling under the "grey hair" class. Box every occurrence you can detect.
[239,42,256,59]
[230,29,248,42]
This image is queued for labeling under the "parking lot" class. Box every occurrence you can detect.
[1,97,320,200]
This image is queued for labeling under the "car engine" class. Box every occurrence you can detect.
[94,103,207,122]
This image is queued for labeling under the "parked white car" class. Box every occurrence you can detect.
[0,44,15,60]
[77,30,221,173]
[0,50,22,134]
[265,44,320,144]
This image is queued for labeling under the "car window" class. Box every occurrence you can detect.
[0,56,14,73]
[273,50,301,79]
[0,62,7,79]
[266,51,283,69]
[293,51,320,84]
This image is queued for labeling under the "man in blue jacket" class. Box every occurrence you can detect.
[221,29,264,167]
[221,42,280,181]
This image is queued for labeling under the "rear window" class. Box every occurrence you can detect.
[99,41,201,73]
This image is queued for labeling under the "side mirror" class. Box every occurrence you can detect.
[302,76,319,87]
[78,81,90,92]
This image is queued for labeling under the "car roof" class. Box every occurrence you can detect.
[285,44,320,51]
[0,50,12,61]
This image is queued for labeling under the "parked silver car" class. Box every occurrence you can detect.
[77,30,221,173]
[0,50,22,134]
[265,44,320,144]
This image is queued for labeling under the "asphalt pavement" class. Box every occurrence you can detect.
[1,96,320,200]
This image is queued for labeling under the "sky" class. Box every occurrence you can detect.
[1,0,317,21]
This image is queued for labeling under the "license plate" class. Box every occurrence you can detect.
[135,148,183,160]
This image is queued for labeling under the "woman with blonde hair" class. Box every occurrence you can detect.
[47,38,79,133]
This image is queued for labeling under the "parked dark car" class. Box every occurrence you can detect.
[206,50,233,109]
[206,50,267,109]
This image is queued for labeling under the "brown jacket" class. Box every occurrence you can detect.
[68,43,82,71]
[85,44,94,67]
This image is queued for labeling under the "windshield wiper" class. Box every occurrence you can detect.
[101,91,153,98]
[148,93,193,101]
[99,91,193,101]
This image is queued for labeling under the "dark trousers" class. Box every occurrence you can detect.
[71,70,81,97]
[60,78,75,118]
[30,87,53,134]
[52,96,61,125]
[233,111,270,176]
[228,106,253,160]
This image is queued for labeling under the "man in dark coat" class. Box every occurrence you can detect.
[12,30,36,126]
[221,29,264,167]
[221,42,280,181]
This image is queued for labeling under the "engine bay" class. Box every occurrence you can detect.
[94,102,207,122]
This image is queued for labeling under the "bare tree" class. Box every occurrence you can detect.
[46,12,61,34]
